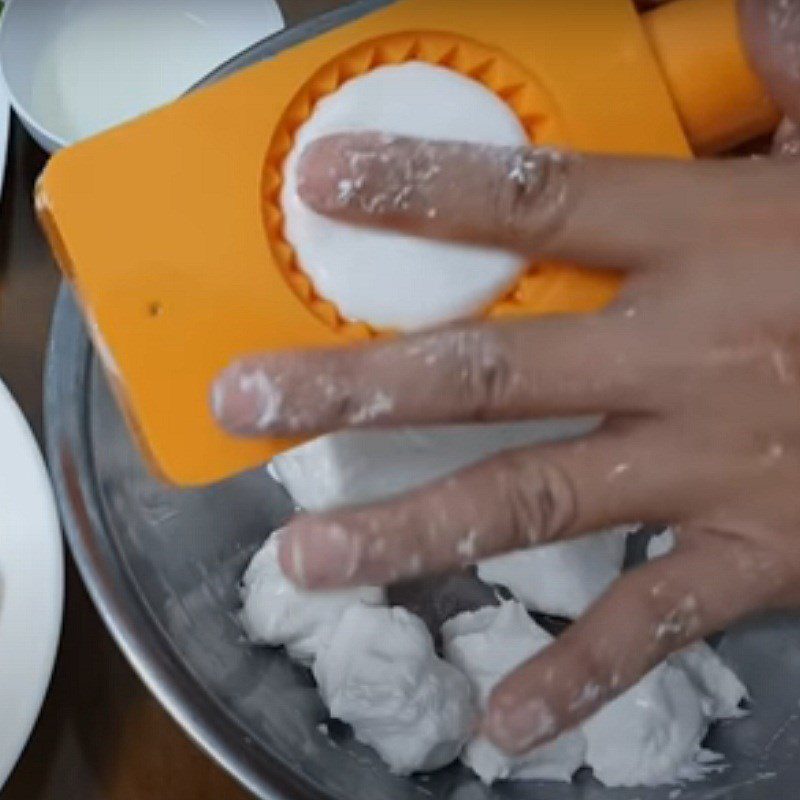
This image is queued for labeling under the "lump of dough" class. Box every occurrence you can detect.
[647,527,677,560]
[582,653,744,788]
[282,61,530,331]
[240,530,384,665]
[313,604,474,775]
[269,419,597,512]
[477,527,633,620]
[442,601,586,784]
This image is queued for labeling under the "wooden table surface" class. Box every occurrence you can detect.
[0,4,337,796]
[0,117,255,800]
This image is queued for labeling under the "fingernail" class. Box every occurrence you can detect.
[211,362,283,434]
[279,522,361,589]
[296,134,380,213]
[482,694,557,755]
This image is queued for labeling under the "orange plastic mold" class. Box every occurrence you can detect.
[36,0,775,486]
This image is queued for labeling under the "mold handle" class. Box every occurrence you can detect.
[642,0,781,154]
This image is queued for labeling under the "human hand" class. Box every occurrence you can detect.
[212,0,800,757]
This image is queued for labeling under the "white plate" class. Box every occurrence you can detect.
[0,67,10,194]
[0,0,285,152]
[0,379,63,790]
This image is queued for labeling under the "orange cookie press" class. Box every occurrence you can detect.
[36,0,778,487]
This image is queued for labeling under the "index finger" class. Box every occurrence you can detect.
[296,132,776,270]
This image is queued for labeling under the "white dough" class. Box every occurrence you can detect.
[582,649,745,788]
[442,602,586,784]
[270,418,598,512]
[477,527,633,620]
[262,59,751,783]
[647,527,677,560]
[240,531,384,665]
[313,605,474,775]
[281,62,529,330]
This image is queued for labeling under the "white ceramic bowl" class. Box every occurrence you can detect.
[0,0,284,152]
[0,379,63,790]
[0,65,10,188]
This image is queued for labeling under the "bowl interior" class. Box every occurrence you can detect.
[81,338,800,800]
[0,0,283,150]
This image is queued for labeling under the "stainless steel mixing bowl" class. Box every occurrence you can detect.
[44,4,800,798]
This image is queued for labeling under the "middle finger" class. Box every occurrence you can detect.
[212,315,657,437]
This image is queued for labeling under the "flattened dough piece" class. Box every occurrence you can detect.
[282,62,529,330]
[477,527,633,620]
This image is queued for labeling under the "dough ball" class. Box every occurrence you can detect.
[583,645,746,788]
[671,642,748,720]
[240,530,384,665]
[442,602,586,783]
[647,527,677,560]
[313,604,475,774]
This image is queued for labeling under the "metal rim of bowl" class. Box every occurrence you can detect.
[43,3,393,798]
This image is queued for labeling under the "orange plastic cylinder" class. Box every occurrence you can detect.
[643,0,780,154]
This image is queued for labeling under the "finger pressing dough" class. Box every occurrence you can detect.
[282,62,529,330]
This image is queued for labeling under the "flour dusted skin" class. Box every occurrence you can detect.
[281,62,530,331]
[582,645,746,787]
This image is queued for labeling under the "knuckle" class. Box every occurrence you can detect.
[496,452,579,545]
[443,328,516,418]
[469,348,514,419]
[712,323,800,390]
[311,359,358,421]
[314,350,399,428]
[491,146,574,246]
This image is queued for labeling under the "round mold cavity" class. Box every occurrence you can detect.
[261,31,566,339]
